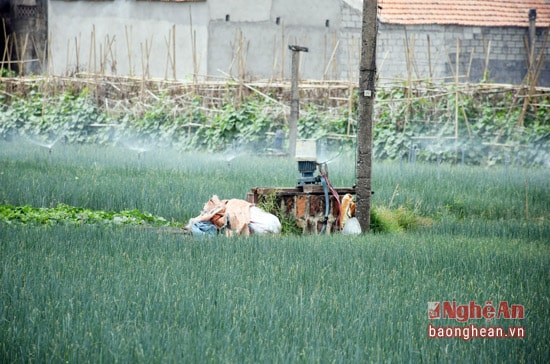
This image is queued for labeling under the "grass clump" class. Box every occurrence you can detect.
[255,190,302,235]
[370,205,433,233]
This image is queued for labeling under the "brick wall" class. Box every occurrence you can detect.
[376,23,550,85]
[247,187,350,234]
[285,193,341,234]
[339,2,550,86]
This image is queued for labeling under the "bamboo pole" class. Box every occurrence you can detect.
[140,42,146,99]
[347,82,354,136]
[466,47,474,82]
[164,30,172,80]
[189,10,198,88]
[1,19,7,71]
[271,33,278,82]
[47,32,53,79]
[66,39,70,75]
[323,32,328,80]
[92,25,97,76]
[518,25,550,127]
[99,42,104,75]
[403,30,413,131]
[145,36,152,79]
[192,29,198,83]
[101,35,115,76]
[87,26,94,78]
[228,32,236,79]
[411,35,419,79]
[172,24,177,80]
[30,34,44,74]
[125,25,133,77]
[17,33,30,76]
[110,34,117,74]
[13,33,20,75]
[188,7,197,88]
[332,32,338,78]
[482,39,491,82]
[323,38,340,80]
[218,70,287,108]
[75,34,81,74]
[2,34,9,72]
[427,34,433,79]
[280,22,285,79]
[347,36,356,136]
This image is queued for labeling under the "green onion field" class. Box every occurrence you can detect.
[1,141,549,363]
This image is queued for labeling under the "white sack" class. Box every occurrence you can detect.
[342,217,362,235]
[249,206,282,234]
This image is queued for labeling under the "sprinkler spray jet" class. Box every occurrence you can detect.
[25,135,64,162]
[122,140,151,161]
[126,145,148,159]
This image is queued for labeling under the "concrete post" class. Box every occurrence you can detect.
[288,45,308,158]
[356,0,378,233]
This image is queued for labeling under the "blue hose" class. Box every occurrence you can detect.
[319,176,330,234]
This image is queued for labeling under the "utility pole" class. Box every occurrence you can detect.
[288,45,308,157]
[356,0,378,232]
[518,8,538,127]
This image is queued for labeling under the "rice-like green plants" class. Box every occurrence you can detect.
[1,141,549,362]
[1,226,548,363]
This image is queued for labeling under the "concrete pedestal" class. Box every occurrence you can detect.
[247,186,355,234]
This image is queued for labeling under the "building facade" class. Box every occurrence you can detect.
[0,0,47,75]
[1,0,549,85]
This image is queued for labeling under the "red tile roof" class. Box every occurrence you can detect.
[377,0,550,27]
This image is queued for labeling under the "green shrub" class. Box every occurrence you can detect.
[0,82,548,166]
[256,190,302,235]
[370,205,433,233]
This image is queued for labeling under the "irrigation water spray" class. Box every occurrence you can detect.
[25,135,64,163]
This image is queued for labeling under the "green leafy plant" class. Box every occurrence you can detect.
[0,203,182,227]
[0,81,548,166]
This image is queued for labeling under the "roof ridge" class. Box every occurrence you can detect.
[376,0,550,27]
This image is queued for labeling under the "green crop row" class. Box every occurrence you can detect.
[0,84,548,166]
[1,139,549,362]
[1,142,549,224]
[1,225,548,363]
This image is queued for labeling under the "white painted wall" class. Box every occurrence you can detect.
[47,0,350,80]
[207,0,346,80]
[48,0,209,79]
[47,0,547,84]
[271,0,341,27]
[208,0,271,22]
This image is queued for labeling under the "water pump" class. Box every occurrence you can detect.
[295,139,320,185]
[295,139,340,233]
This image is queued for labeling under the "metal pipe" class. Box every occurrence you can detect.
[319,175,330,234]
